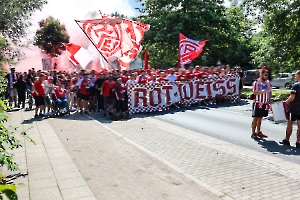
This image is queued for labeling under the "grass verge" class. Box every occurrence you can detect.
[242,88,290,101]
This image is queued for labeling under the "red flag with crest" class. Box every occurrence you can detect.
[179,33,208,65]
[75,14,150,69]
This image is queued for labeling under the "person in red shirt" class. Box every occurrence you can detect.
[185,66,195,80]
[32,73,46,118]
[120,70,129,84]
[156,71,168,83]
[176,69,186,81]
[194,66,201,77]
[101,74,116,117]
[53,85,68,111]
[75,72,90,114]
[136,69,148,84]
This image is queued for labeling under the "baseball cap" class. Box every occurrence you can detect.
[39,73,46,77]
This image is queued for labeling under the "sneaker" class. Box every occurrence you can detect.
[97,111,101,115]
[251,133,260,140]
[257,131,268,138]
[296,143,300,148]
[34,114,39,118]
[279,139,290,146]
[84,111,89,115]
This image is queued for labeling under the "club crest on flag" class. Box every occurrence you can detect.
[76,14,150,69]
[179,33,208,65]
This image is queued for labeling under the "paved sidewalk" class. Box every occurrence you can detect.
[3,110,220,200]
[3,110,96,200]
[88,113,300,200]
[5,107,300,200]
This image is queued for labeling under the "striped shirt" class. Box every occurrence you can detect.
[253,79,272,104]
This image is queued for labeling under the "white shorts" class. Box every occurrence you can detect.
[9,88,17,97]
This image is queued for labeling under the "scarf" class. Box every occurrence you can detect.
[9,73,17,89]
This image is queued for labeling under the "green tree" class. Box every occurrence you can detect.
[239,0,300,72]
[136,0,253,68]
[34,16,70,58]
[0,0,47,66]
[224,1,256,69]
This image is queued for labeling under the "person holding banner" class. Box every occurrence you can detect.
[251,69,272,139]
[280,70,300,147]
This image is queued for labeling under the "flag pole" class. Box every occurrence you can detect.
[74,20,113,69]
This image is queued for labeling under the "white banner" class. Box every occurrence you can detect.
[127,75,240,114]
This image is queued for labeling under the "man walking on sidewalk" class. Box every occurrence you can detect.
[251,68,272,139]
[280,70,300,147]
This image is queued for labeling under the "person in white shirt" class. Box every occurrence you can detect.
[148,74,158,85]
[125,73,137,86]
[44,76,54,116]
[167,70,177,82]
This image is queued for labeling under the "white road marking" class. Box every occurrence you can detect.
[213,108,244,115]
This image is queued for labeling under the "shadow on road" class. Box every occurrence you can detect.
[129,99,251,119]
[257,139,300,156]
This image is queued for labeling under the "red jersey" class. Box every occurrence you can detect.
[185,72,195,80]
[33,80,45,97]
[197,72,208,79]
[253,79,272,104]
[156,77,167,83]
[176,75,186,81]
[102,80,116,97]
[55,88,66,98]
[79,80,90,95]
[120,75,128,84]
[136,75,147,84]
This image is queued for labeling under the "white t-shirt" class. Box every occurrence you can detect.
[167,74,177,82]
[125,80,136,86]
[44,80,53,95]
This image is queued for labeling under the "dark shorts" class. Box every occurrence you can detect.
[103,96,113,106]
[35,96,45,107]
[252,102,269,118]
[289,113,300,121]
[80,93,89,101]
[89,86,96,95]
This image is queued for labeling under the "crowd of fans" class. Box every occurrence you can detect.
[4,64,244,119]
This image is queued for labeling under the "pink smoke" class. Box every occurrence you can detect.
[11,14,102,73]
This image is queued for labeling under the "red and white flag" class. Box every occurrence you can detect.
[75,14,150,69]
[179,33,208,65]
[65,43,92,69]
[99,54,110,72]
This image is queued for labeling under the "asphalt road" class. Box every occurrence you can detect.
[142,100,300,164]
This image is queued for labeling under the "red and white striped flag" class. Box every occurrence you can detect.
[179,33,208,65]
[65,43,92,69]
[75,14,150,69]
